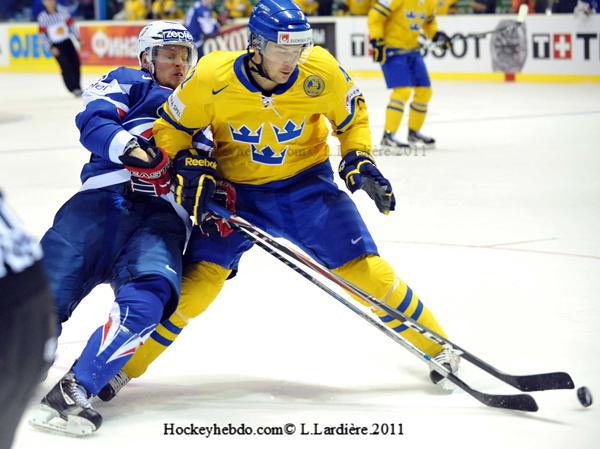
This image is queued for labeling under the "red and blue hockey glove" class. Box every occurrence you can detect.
[119,139,171,196]
[199,180,237,238]
[370,38,387,64]
[432,31,452,49]
[172,149,218,225]
[338,150,396,214]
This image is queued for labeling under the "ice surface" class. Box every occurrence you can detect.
[1,73,599,449]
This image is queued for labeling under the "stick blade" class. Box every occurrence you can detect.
[449,373,539,412]
[517,4,528,23]
[507,372,575,392]
[478,392,539,412]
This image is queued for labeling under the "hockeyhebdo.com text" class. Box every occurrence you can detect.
[163,421,405,438]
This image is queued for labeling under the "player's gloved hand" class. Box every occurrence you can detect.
[119,139,172,196]
[338,150,396,214]
[574,0,593,17]
[337,3,350,14]
[432,31,452,49]
[369,38,387,64]
[200,180,237,238]
[217,10,230,25]
[172,149,218,225]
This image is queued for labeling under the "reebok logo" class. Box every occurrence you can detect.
[184,158,217,169]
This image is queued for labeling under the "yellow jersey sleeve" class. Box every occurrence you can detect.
[422,0,439,40]
[154,57,216,159]
[368,0,400,40]
[368,0,437,50]
[312,49,372,156]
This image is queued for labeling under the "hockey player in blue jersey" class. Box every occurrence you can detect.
[184,0,221,58]
[30,21,216,436]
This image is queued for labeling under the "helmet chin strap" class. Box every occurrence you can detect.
[246,45,276,83]
[142,49,157,78]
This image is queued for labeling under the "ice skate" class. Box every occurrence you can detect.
[429,347,461,392]
[29,372,102,436]
[97,369,130,402]
[380,131,410,155]
[408,129,436,150]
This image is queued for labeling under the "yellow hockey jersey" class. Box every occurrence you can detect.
[338,0,375,15]
[296,0,320,15]
[435,0,457,15]
[223,0,253,18]
[368,0,438,50]
[154,46,372,185]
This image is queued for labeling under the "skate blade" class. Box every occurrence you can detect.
[29,404,97,437]
[408,141,436,151]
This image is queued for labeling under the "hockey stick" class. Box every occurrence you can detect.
[210,203,574,394]
[462,4,528,40]
[217,211,538,412]
[387,5,529,57]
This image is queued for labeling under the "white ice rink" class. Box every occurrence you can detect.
[1,73,599,449]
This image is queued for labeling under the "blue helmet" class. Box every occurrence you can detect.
[248,0,312,47]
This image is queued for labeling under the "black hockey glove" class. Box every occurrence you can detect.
[339,150,396,214]
[369,38,387,64]
[119,139,172,196]
[199,180,237,238]
[432,31,452,49]
[172,149,218,225]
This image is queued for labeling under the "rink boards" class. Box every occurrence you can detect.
[0,15,599,82]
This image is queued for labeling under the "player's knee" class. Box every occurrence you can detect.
[333,255,396,303]
[390,87,412,104]
[413,86,432,104]
[177,261,231,321]
[116,276,173,332]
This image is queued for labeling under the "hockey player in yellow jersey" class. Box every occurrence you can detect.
[435,0,458,15]
[98,0,459,401]
[368,0,451,149]
[336,0,375,15]
[223,0,253,18]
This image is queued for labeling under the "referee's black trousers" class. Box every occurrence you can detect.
[53,39,81,93]
[0,263,56,449]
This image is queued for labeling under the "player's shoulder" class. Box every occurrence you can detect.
[375,0,395,10]
[102,66,150,85]
[303,46,340,77]
[302,46,350,86]
[194,51,243,84]
[199,50,241,68]
[424,0,438,9]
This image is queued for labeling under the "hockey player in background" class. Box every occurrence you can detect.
[0,192,56,449]
[99,0,459,402]
[37,0,82,96]
[184,0,221,58]
[368,0,451,149]
[29,21,213,436]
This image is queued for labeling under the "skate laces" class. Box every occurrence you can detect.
[63,374,92,409]
[433,347,461,374]
[109,370,130,393]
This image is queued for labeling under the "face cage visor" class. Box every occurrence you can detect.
[251,33,313,66]
[146,44,197,74]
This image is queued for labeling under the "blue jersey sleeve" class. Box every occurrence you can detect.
[75,67,144,164]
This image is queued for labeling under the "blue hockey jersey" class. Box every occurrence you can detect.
[184,1,220,52]
[76,67,212,190]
